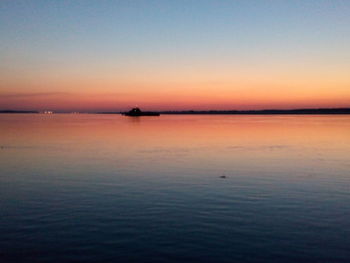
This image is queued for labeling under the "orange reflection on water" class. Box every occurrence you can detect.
[0,114,349,177]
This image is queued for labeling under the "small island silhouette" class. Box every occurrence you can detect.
[121,107,160,116]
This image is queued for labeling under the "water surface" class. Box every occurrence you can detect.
[1,114,350,262]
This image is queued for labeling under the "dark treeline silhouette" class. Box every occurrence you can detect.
[2,108,350,115]
[0,110,38,114]
[160,108,350,115]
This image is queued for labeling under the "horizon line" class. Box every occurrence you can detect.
[1,107,350,114]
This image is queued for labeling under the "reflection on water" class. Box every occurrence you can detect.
[1,114,350,262]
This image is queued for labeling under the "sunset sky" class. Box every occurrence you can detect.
[1,0,350,112]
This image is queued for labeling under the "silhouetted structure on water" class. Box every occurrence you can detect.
[122,108,160,117]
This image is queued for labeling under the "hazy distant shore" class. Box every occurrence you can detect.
[160,108,350,115]
[0,110,39,114]
[98,108,350,115]
[2,108,350,115]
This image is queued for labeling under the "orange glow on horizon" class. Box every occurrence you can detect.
[1,87,349,112]
[1,64,349,111]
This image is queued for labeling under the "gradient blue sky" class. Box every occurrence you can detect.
[1,0,350,111]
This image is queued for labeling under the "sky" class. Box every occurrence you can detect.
[1,0,350,112]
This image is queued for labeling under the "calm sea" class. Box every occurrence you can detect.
[1,114,349,262]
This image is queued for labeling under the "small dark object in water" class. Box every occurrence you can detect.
[219,175,227,179]
[122,107,160,117]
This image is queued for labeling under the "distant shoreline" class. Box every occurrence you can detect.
[0,110,39,114]
[2,108,350,115]
[160,108,350,115]
[99,108,350,115]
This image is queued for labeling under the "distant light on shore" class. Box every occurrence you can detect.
[41,110,53,114]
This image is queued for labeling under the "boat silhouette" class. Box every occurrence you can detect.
[122,107,160,116]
